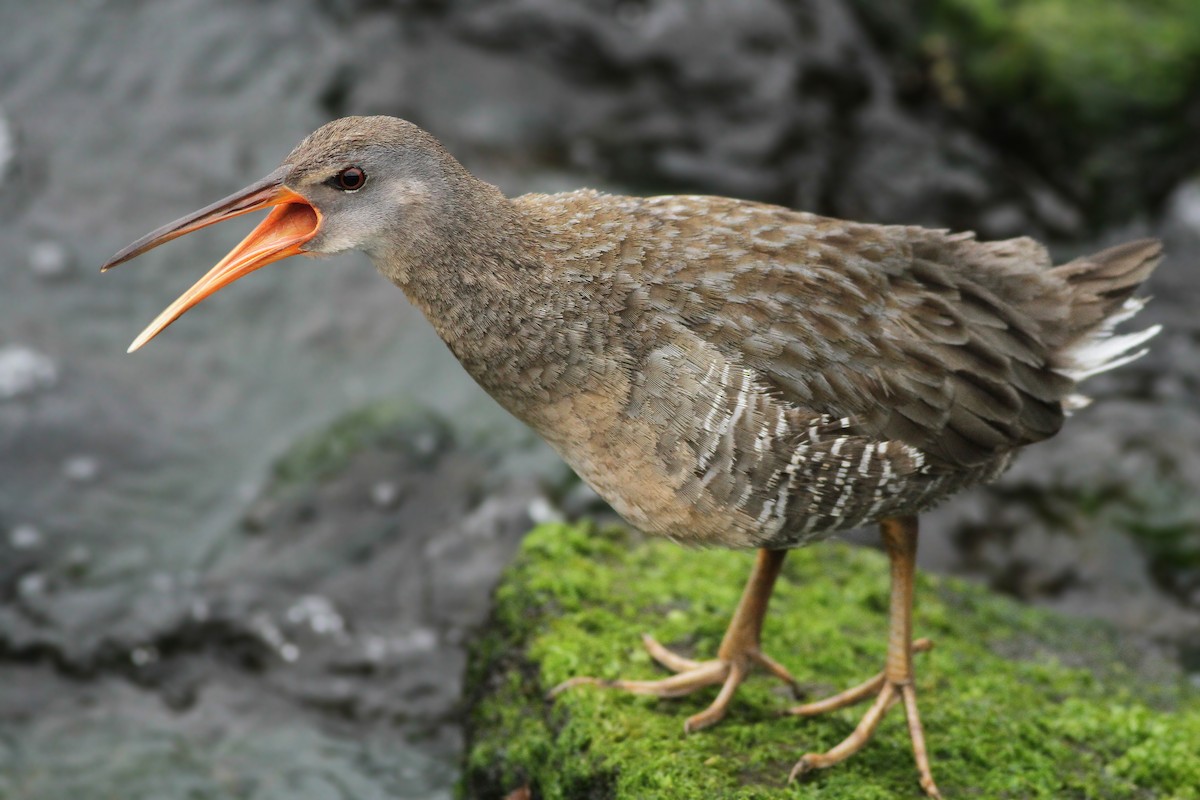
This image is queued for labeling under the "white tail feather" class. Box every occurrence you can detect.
[1062,393,1092,412]
[1103,296,1148,327]
[1059,294,1160,385]
[1062,325,1160,382]
[1053,241,1162,412]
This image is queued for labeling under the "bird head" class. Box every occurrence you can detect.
[102,116,469,352]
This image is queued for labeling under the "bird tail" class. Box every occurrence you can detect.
[1048,239,1162,407]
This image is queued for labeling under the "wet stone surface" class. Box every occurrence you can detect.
[0,402,560,798]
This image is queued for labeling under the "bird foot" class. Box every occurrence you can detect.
[549,632,799,733]
[786,638,940,799]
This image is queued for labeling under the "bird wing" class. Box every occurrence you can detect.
[631,196,1072,469]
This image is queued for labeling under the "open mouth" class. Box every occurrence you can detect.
[101,165,321,352]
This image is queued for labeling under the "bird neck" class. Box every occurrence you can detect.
[368,178,555,406]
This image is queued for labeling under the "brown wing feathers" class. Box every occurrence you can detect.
[872,237,1072,467]
[632,200,1158,471]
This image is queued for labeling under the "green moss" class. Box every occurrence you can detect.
[924,0,1200,122]
[462,523,1200,799]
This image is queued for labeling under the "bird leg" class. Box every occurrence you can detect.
[550,547,796,732]
[786,515,941,799]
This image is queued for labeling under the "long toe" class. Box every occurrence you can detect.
[641,634,703,673]
[550,659,730,700]
[549,631,801,732]
[787,673,940,799]
[788,638,932,717]
[683,661,747,732]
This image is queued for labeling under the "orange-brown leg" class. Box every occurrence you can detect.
[550,548,796,732]
[787,515,941,798]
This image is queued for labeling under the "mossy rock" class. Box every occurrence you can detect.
[462,523,1200,799]
[851,0,1200,229]
[270,400,453,487]
[921,0,1200,122]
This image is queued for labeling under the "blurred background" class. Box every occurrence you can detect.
[0,1,1197,797]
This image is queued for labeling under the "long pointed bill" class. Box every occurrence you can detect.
[101,165,321,352]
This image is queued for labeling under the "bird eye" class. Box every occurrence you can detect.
[334,166,366,191]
